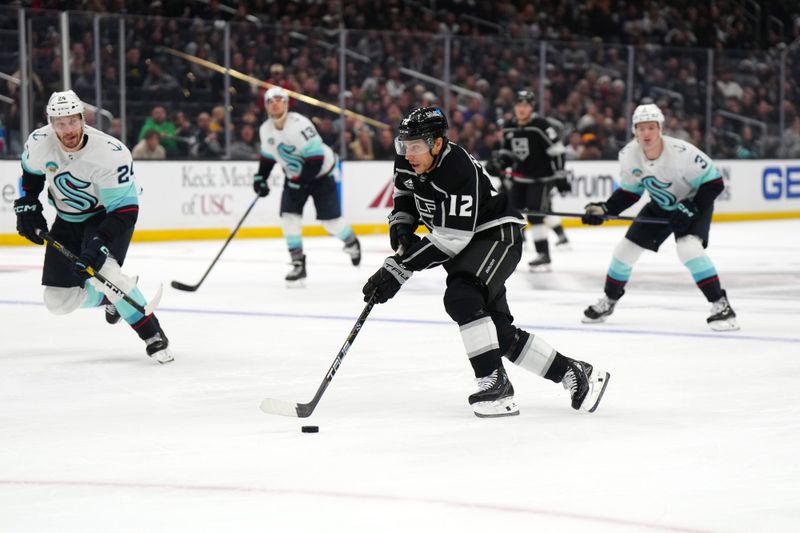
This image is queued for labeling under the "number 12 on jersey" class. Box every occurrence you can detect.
[448,195,473,217]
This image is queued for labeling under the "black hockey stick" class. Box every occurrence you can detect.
[171,195,260,292]
[260,295,376,417]
[521,209,670,225]
[38,230,162,316]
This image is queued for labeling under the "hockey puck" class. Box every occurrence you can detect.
[301,425,319,433]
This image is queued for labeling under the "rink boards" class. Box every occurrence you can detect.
[1,159,798,244]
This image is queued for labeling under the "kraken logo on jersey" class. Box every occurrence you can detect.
[278,143,305,176]
[53,172,98,211]
[642,176,677,209]
[511,137,530,160]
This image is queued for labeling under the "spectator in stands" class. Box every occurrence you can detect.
[349,125,375,160]
[125,47,145,88]
[190,112,222,158]
[373,128,395,160]
[565,131,584,160]
[138,106,178,155]
[109,118,123,140]
[143,60,181,99]
[132,129,167,160]
[780,116,800,158]
[229,124,258,160]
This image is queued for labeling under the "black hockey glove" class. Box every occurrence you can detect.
[669,200,698,233]
[362,256,412,304]
[388,211,420,253]
[14,196,48,245]
[73,236,110,280]
[253,174,270,197]
[554,171,572,194]
[582,202,607,225]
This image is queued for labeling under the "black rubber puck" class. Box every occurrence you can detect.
[301,425,319,433]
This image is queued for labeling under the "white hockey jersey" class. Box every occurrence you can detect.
[22,125,138,222]
[258,112,336,179]
[618,135,720,211]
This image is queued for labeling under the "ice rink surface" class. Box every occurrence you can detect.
[1,219,799,533]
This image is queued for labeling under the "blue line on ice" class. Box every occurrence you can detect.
[3,299,798,345]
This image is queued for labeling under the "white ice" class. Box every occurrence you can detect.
[1,220,799,533]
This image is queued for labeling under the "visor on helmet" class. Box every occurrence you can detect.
[394,136,436,156]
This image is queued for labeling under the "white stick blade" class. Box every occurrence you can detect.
[144,283,164,315]
[259,398,300,417]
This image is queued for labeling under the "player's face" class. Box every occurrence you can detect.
[398,138,437,174]
[514,101,534,122]
[51,114,84,150]
[267,96,288,119]
[634,121,662,150]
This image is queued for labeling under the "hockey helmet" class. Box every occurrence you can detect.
[46,90,85,121]
[395,106,448,155]
[631,103,665,132]
[264,86,289,106]
[515,89,536,105]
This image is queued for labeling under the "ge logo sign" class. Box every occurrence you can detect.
[762,167,800,200]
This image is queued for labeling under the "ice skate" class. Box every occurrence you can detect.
[468,367,519,418]
[582,295,618,323]
[562,359,609,412]
[528,253,552,272]
[285,256,307,287]
[344,238,361,266]
[105,304,121,325]
[555,234,571,250]
[707,291,739,331]
[145,331,173,364]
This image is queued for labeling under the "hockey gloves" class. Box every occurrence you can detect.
[669,200,698,233]
[253,174,270,197]
[582,202,608,225]
[14,196,48,245]
[363,256,412,304]
[388,211,421,253]
[73,236,110,280]
[554,170,572,194]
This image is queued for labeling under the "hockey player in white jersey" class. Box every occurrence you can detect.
[13,90,172,363]
[253,86,361,285]
[581,103,738,331]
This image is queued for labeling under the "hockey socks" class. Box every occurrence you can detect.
[684,256,724,302]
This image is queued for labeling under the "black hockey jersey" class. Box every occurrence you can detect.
[500,116,566,182]
[391,141,525,271]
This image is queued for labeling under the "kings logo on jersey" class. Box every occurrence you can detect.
[510,137,530,160]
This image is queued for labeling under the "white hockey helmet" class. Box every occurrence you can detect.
[631,103,664,132]
[46,90,85,121]
[264,86,289,106]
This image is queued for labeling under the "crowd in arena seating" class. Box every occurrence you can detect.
[1,0,799,160]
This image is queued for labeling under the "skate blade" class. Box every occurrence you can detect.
[708,318,740,331]
[555,242,572,250]
[150,349,174,364]
[529,264,552,273]
[285,279,307,289]
[581,315,609,324]
[472,398,520,418]
[583,370,610,413]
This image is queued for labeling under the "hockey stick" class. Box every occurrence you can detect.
[260,295,376,417]
[171,195,260,292]
[521,209,670,225]
[38,230,162,316]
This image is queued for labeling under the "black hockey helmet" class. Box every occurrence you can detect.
[515,89,536,105]
[395,106,448,155]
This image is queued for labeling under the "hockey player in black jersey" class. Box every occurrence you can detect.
[485,90,571,270]
[361,107,610,418]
